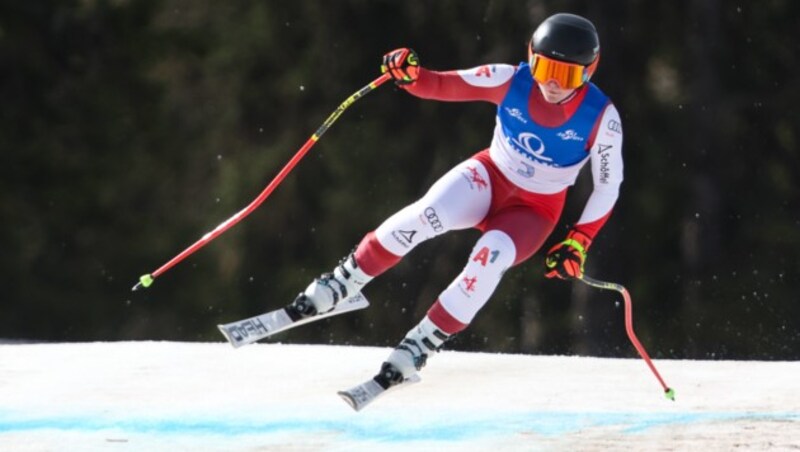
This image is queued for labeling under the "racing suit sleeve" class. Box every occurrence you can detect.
[402,65,517,105]
[573,104,624,239]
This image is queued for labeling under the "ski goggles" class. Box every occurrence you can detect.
[529,53,595,89]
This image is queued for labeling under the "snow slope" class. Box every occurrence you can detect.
[0,342,797,451]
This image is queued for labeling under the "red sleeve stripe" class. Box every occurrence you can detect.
[574,209,613,240]
[405,67,511,105]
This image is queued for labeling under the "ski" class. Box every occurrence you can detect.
[217,293,370,348]
[338,373,421,412]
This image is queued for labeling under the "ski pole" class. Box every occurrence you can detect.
[132,73,393,291]
[578,274,675,401]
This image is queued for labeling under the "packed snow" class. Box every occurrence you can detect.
[0,342,798,451]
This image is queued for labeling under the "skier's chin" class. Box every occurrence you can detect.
[539,85,575,103]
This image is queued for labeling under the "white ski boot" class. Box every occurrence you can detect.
[286,252,372,321]
[377,316,451,388]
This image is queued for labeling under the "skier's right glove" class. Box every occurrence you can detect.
[381,48,420,85]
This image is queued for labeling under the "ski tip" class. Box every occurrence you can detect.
[337,391,361,412]
[216,324,228,338]
[216,326,242,349]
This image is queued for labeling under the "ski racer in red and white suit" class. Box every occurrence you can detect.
[352,62,624,331]
[291,29,624,383]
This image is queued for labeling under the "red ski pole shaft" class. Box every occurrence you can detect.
[132,73,392,291]
[579,275,675,400]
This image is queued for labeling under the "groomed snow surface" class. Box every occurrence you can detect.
[1,342,798,451]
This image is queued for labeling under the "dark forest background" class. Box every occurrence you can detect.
[1,1,798,360]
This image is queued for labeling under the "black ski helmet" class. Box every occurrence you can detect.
[530,13,600,67]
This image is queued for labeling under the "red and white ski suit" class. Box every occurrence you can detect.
[353,64,624,334]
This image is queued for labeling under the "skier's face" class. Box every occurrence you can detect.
[527,50,586,103]
[538,81,576,103]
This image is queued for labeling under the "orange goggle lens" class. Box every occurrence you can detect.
[529,53,589,89]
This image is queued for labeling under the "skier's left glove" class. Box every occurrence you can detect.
[544,229,592,280]
[381,48,420,85]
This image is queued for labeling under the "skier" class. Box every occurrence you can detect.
[287,13,624,389]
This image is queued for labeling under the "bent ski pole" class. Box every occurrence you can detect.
[132,73,393,291]
[579,275,675,400]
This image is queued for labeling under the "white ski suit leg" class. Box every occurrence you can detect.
[437,229,517,324]
[373,159,492,256]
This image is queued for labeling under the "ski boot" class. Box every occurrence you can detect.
[285,252,373,321]
[375,316,451,389]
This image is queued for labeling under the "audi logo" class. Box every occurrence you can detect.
[607,119,622,134]
[424,207,443,232]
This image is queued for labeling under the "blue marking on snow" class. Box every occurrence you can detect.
[0,411,798,441]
